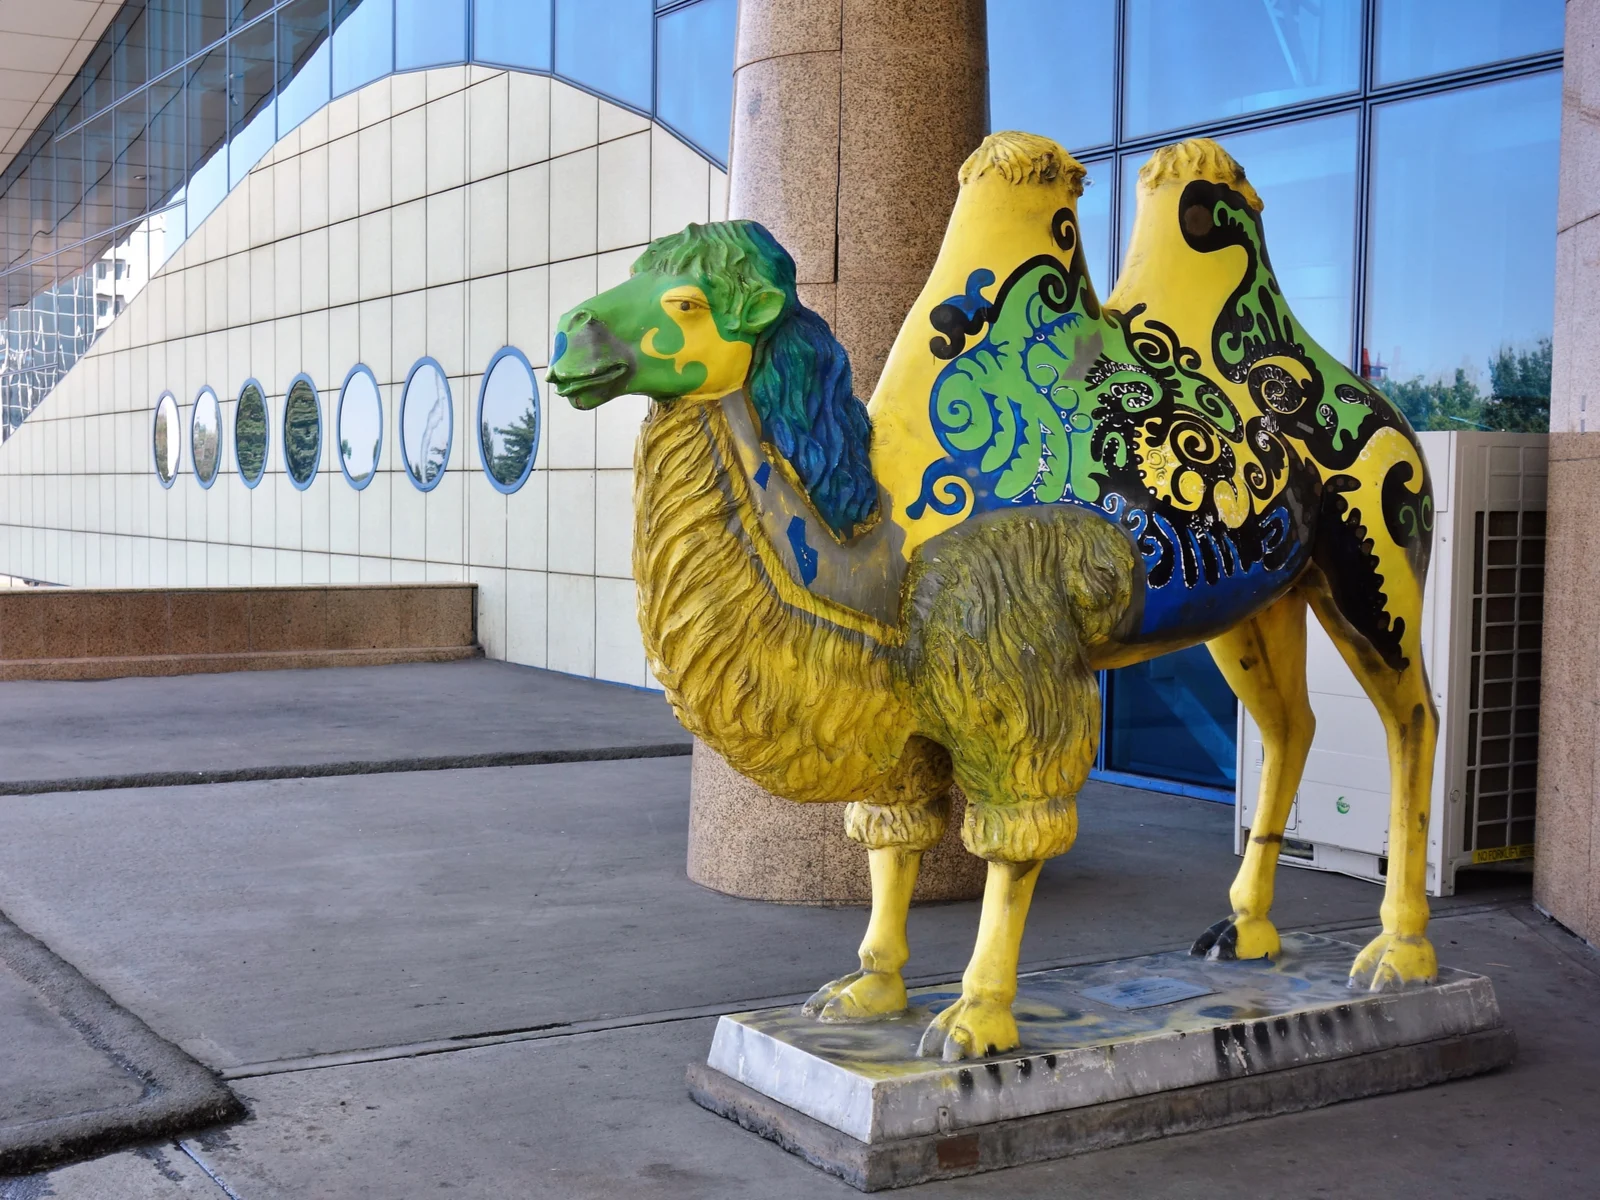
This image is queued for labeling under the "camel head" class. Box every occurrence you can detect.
[548,220,879,539]
[546,220,795,411]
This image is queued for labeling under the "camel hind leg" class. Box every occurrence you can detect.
[1192,588,1315,962]
[1303,552,1438,991]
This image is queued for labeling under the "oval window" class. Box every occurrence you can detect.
[153,391,181,487]
[284,375,322,489]
[235,380,268,487]
[192,386,222,487]
[337,364,383,489]
[400,358,452,491]
[477,347,540,493]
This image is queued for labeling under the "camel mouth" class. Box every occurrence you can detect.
[548,361,630,408]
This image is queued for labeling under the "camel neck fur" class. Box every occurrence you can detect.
[631,396,915,803]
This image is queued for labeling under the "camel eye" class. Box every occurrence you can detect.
[678,300,693,312]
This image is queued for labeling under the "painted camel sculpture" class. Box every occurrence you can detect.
[547,133,1438,1062]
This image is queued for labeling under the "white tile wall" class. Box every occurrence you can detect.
[0,69,724,689]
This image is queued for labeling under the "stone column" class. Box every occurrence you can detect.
[1533,0,1600,945]
[684,0,989,903]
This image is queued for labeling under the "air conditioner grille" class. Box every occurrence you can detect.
[1463,509,1544,861]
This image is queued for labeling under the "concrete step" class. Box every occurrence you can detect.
[0,584,479,681]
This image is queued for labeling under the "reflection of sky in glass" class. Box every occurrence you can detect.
[403,365,452,485]
[192,388,221,482]
[1076,158,1111,304]
[1117,112,1358,362]
[988,0,1114,152]
[339,373,382,481]
[480,356,537,484]
[1375,0,1563,85]
[155,395,181,480]
[397,0,467,70]
[555,0,652,111]
[1123,0,1360,138]
[656,0,737,166]
[1365,73,1560,387]
[473,0,553,70]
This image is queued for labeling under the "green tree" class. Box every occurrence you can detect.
[492,408,539,483]
[1379,369,1486,432]
[1483,337,1552,432]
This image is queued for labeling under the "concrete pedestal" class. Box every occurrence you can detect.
[685,740,987,903]
[688,934,1515,1190]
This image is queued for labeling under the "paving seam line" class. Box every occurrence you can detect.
[218,896,1536,1082]
[0,743,695,797]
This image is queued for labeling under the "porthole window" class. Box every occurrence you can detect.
[235,380,269,488]
[400,357,452,491]
[191,386,222,487]
[477,347,540,493]
[153,391,181,487]
[284,374,322,490]
[337,364,383,490]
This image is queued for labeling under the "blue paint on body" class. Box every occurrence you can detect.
[753,461,771,489]
[786,516,819,586]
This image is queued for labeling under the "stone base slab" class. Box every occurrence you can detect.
[688,934,1515,1188]
[688,1027,1516,1191]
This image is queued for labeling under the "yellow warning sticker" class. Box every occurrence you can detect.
[1471,844,1534,864]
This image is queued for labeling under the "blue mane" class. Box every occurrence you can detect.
[638,221,879,539]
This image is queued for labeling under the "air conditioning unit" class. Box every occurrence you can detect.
[1235,432,1548,897]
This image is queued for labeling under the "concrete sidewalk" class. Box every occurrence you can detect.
[0,662,1590,1198]
[0,659,688,792]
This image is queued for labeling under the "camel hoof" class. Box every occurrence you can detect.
[916,995,1018,1061]
[1190,914,1280,961]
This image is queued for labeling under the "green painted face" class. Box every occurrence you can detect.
[547,264,783,410]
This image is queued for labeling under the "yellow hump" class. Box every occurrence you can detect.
[1137,138,1264,212]
[959,131,1086,196]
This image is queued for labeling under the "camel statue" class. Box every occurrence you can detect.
[547,132,1438,1063]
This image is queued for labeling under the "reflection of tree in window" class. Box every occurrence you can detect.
[285,380,320,483]
[153,418,171,480]
[481,407,537,485]
[236,386,267,481]
[193,414,219,481]
[1377,338,1551,433]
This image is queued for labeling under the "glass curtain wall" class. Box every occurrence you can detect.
[0,0,738,439]
[988,0,1563,796]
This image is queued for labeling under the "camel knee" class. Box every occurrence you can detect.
[961,794,1078,862]
[844,792,949,852]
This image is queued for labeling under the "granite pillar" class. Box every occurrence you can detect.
[1533,0,1600,945]
[685,0,989,903]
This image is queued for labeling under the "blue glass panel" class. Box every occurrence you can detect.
[1123,0,1360,138]
[988,0,1113,152]
[473,0,552,70]
[147,71,186,209]
[1105,647,1238,790]
[113,3,150,102]
[231,0,273,31]
[1376,0,1564,85]
[148,0,187,77]
[655,0,736,165]
[333,0,393,96]
[396,0,466,70]
[1076,157,1111,303]
[189,0,228,55]
[1116,112,1357,362]
[555,0,652,112]
[1364,72,1561,428]
[278,0,332,133]
[228,16,278,186]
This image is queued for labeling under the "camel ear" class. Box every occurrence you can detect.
[741,287,786,334]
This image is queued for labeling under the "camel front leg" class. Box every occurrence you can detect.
[804,847,921,1021]
[918,859,1042,1060]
